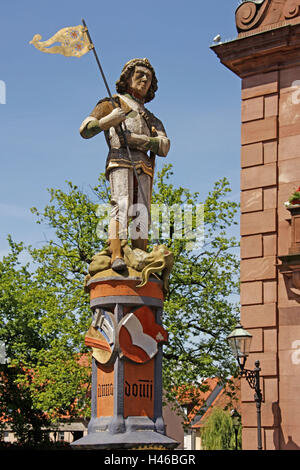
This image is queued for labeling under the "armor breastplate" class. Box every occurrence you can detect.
[108,94,151,149]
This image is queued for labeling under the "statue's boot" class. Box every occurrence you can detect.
[109,220,127,273]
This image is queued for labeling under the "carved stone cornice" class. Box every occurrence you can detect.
[211,22,300,78]
[236,0,300,36]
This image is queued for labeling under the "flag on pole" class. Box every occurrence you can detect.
[29,25,92,57]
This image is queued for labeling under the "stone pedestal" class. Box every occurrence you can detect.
[71,276,178,450]
[212,1,300,450]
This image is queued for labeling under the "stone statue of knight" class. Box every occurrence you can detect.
[80,58,170,272]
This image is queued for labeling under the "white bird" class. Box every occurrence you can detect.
[213,34,221,44]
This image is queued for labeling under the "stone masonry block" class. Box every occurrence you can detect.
[241,303,277,328]
[240,281,263,305]
[240,234,263,259]
[241,376,262,402]
[278,324,300,353]
[241,209,276,235]
[264,94,278,118]
[264,328,278,352]
[250,328,263,352]
[242,71,278,100]
[263,281,277,304]
[279,134,300,161]
[241,142,263,167]
[279,85,300,138]
[245,352,278,376]
[279,306,300,327]
[241,162,277,190]
[241,402,275,427]
[242,427,263,450]
[279,377,300,402]
[263,234,277,257]
[279,157,300,184]
[241,117,277,145]
[280,65,300,92]
[265,428,280,450]
[242,96,264,122]
[241,377,252,402]
[263,140,277,163]
[240,256,276,282]
[279,122,300,139]
[241,403,256,427]
[279,400,300,428]
[264,378,279,403]
[263,187,277,210]
[241,188,263,213]
[277,219,291,258]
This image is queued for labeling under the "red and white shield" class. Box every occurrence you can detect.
[84,310,117,366]
[119,306,168,363]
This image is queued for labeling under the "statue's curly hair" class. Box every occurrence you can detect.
[115,58,158,103]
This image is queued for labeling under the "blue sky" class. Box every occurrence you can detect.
[0,0,242,259]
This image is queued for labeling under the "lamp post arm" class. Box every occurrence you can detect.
[241,362,261,394]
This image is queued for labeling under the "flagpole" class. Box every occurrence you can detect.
[81,19,151,221]
[82,19,115,104]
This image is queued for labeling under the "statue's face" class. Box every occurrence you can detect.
[127,65,152,98]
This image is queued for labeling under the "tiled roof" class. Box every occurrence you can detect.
[176,377,241,426]
[191,377,241,428]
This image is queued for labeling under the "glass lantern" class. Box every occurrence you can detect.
[227,324,252,370]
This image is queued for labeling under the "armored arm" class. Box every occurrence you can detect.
[125,131,170,156]
[124,112,170,156]
[152,130,170,157]
[79,97,131,139]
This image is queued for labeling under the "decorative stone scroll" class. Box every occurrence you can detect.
[236,0,300,34]
[236,0,270,32]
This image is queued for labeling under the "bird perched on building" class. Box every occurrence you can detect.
[213,34,221,44]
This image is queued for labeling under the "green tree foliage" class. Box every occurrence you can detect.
[0,362,52,445]
[0,164,239,440]
[201,407,242,450]
[152,166,239,402]
[0,239,53,443]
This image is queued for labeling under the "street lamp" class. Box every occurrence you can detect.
[230,409,240,450]
[227,324,263,451]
